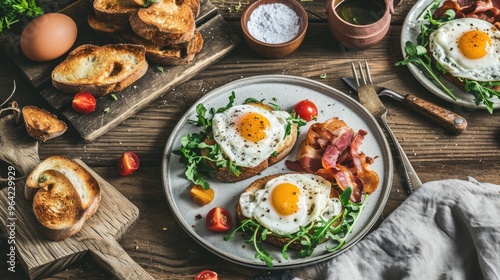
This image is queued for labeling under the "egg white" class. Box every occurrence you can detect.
[429,17,500,82]
[212,104,291,168]
[239,173,343,235]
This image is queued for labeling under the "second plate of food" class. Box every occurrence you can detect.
[400,0,500,110]
[161,75,393,269]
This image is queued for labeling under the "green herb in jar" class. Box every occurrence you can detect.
[335,0,384,25]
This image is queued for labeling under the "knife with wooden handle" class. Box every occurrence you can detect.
[342,77,468,134]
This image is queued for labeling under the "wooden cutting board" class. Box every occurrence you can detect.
[0,159,152,279]
[3,0,240,141]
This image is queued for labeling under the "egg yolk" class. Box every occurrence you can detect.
[458,30,492,59]
[271,183,300,216]
[238,112,270,142]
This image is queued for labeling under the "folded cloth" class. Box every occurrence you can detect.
[250,178,500,280]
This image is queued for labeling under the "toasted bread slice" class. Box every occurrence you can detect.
[26,156,101,241]
[93,0,141,24]
[87,9,129,35]
[51,44,148,96]
[22,106,67,141]
[26,156,101,206]
[89,9,203,65]
[236,173,343,249]
[33,170,85,239]
[134,0,200,17]
[202,102,298,183]
[177,0,200,17]
[129,0,196,46]
[122,30,203,65]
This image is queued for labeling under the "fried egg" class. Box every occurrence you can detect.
[212,104,291,168]
[429,17,500,81]
[239,173,343,235]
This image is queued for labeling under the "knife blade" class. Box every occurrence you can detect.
[342,77,468,134]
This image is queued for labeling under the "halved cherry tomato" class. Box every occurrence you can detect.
[205,207,232,232]
[117,151,140,176]
[190,185,215,205]
[194,270,218,280]
[293,99,318,122]
[72,92,96,114]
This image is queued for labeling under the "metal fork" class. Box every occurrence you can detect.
[352,61,422,194]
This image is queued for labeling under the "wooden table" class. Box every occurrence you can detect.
[1,0,499,279]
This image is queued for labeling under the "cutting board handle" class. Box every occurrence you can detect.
[89,239,154,280]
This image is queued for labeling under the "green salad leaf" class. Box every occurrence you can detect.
[0,0,44,33]
[395,41,457,101]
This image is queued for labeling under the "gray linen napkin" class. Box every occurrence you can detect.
[251,178,500,280]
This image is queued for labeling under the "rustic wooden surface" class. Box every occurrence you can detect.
[1,0,499,279]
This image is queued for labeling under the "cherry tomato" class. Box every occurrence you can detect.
[293,99,318,122]
[117,151,140,176]
[194,270,219,280]
[72,92,96,114]
[205,207,232,232]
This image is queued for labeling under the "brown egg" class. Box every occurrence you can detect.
[20,13,78,62]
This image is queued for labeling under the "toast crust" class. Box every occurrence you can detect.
[51,44,148,96]
[176,0,200,17]
[33,170,85,229]
[93,0,141,24]
[87,10,129,35]
[26,156,101,241]
[236,173,343,249]
[121,29,204,65]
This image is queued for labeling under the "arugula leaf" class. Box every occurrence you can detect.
[395,41,457,101]
[173,133,211,189]
[326,194,368,252]
[464,80,500,114]
[224,219,274,267]
[217,91,236,113]
[244,97,265,104]
[339,186,351,206]
[288,110,307,137]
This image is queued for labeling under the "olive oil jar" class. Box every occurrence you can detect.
[325,0,395,49]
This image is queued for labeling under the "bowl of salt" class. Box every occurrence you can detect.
[241,0,308,58]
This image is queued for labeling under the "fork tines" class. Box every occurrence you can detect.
[351,61,373,87]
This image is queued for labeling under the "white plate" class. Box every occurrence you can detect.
[161,75,393,269]
[400,0,500,109]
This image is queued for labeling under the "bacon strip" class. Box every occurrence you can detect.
[288,117,379,202]
[349,129,380,194]
[434,0,500,25]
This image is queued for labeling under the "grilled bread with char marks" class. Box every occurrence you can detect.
[129,0,196,46]
[26,156,101,241]
[87,1,203,65]
[51,43,148,96]
[22,106,67,141]
[93,0,141,24]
